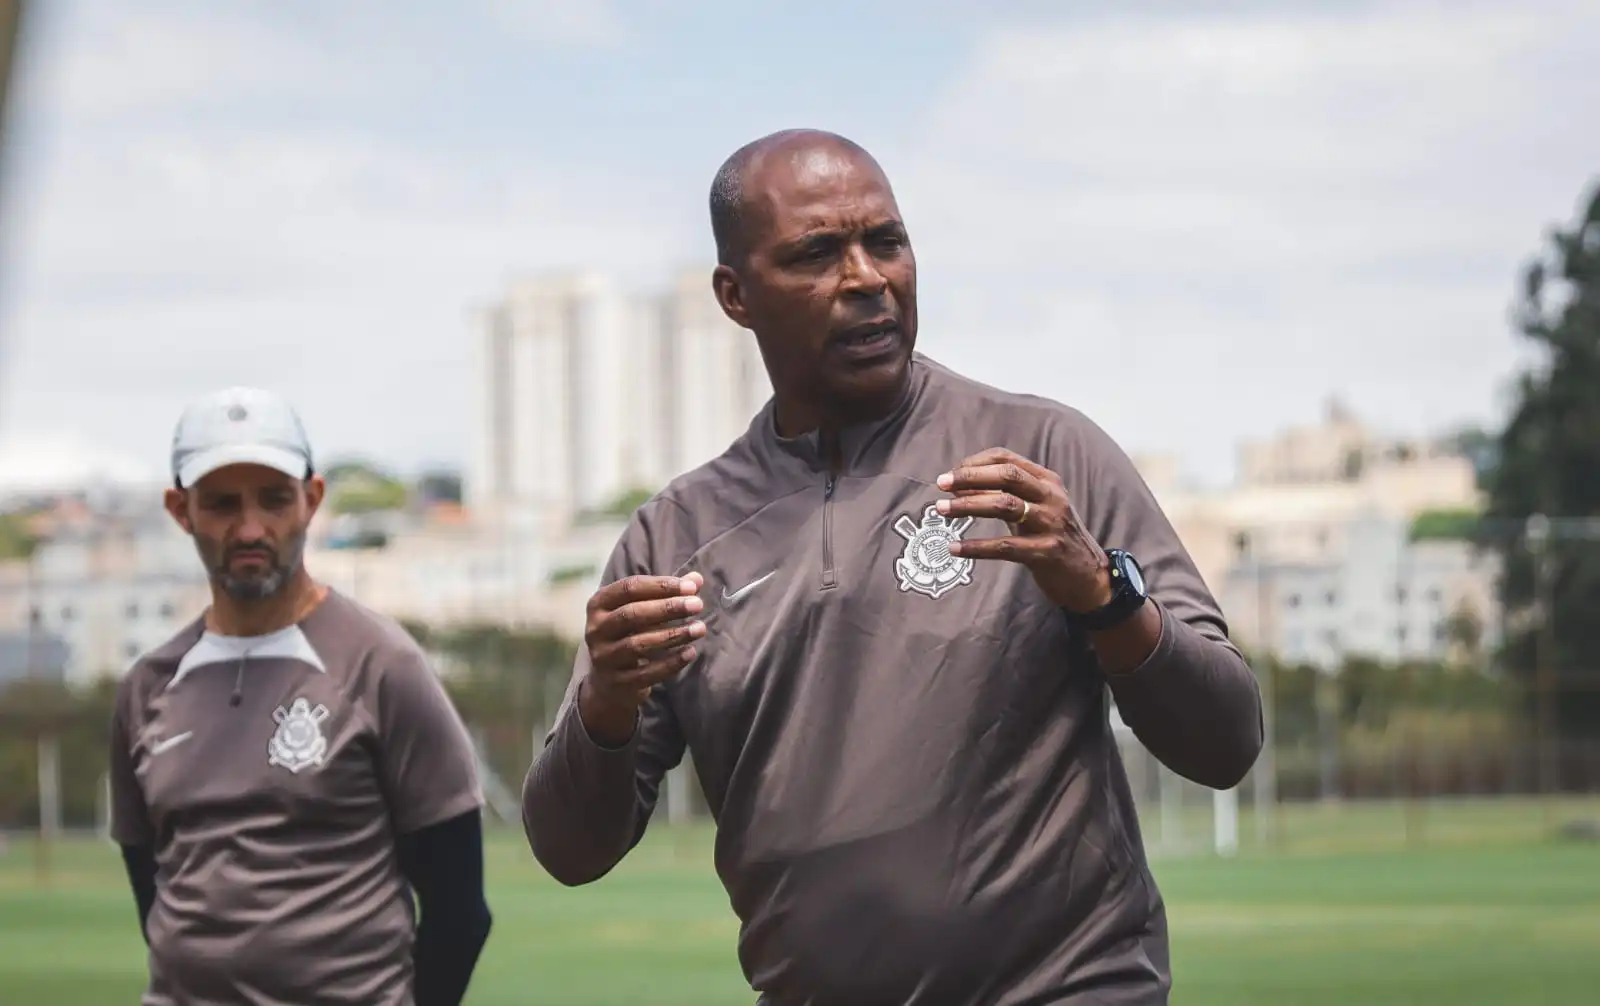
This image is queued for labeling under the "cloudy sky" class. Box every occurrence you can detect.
[0,0,1595,490]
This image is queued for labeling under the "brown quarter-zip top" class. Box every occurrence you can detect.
[522,353,1263,1005]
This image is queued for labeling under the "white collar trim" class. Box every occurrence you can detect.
[168,623,326,689]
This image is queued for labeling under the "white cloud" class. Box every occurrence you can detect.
[0,0,672,486]
[4,0,1595,491]
[1,121,688,474]
[0,431,159,493]
[897,0,1600,482]
[36,2,364,120]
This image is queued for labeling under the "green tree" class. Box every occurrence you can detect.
[417,622,578,788]
[414,469,463,505]
[579,486,656,524]
[322,458,409,515]
[1486,178,1600,740]
[0,512,36,559]
[1444,425,1501,492]
[1408,507,1482,543]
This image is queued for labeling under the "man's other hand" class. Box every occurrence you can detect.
[577,573,705,747]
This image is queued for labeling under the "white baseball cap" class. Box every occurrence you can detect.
[170,386,315,489]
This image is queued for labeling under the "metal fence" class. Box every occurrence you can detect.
[4,507,1600,859]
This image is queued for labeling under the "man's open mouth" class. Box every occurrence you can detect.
[836,319,900,349]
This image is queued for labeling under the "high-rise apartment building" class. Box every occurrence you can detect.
[468,268,771,524]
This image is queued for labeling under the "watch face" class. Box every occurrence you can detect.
[1122,554,1146,596]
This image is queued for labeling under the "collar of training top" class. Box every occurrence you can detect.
[760,354,932,476]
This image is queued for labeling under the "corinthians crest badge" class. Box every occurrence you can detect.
[267,696,331,773]
[893,504,976,600]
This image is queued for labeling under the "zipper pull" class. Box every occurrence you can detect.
[824,473,836,498]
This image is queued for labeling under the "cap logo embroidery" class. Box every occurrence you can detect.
[893,504,975,600]
[226,405,248,422]
[268,697,330,773]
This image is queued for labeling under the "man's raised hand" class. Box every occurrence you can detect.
[935,448,1114,615]
[577,572,706,746]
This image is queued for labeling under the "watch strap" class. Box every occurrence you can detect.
[1062,549,1147,632]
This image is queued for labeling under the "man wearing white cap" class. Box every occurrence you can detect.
[107,387,493,1006]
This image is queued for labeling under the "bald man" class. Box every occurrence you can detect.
[522,129,1263,1005]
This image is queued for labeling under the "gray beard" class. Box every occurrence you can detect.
[219,567,288,602]
[210,533,305,603]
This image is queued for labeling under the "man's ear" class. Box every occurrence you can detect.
[711,265,752,331]
[303,474,327,516]
[163,488,192,534]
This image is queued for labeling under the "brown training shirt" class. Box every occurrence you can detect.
[110,588,483,1006]
[523,354,1264,1005]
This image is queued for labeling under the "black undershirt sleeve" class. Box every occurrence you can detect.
[395,809,493,1006]
[119,843,158,944]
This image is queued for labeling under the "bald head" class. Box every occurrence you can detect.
[708,129,886,267]
[706,127,916,435]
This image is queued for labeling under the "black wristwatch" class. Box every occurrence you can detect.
[1062,549,1149,632]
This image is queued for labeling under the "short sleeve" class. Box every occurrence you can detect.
[373,645,484,836]
[108,686,154,848]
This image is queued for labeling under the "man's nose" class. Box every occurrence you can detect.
[236,509,269,542]
[839,244,888,297]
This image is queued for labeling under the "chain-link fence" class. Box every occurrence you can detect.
[3,508,1599,859]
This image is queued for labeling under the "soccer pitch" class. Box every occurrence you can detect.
[2,798,1598,1005]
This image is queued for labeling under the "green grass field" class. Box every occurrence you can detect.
[3,798,1598,1004]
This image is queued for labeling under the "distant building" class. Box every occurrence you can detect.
[0,630,69,686]
[1142,404,1484,596]
[0,507,209,683]
[467,268,770,525]
[307,513,626,643]
[1137,403,1499,667]
[1216,509,1500,669]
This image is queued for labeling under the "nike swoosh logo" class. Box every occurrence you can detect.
[722,571,776,604]
[150,732,193,755]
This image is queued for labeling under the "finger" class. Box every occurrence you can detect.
[936,462,1047,501]
[614,647,700,690]
[951,446,1023,470]
[593,618,708,669]
[591,574,699,615]
[949,535,1047,563]
[935,492,1028,524]
[591,593,705,643]
[949,448,1057,483]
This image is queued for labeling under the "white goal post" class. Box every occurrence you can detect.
[1110,702,1239,857]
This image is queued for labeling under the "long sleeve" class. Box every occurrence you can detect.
[521,680,686,885]
[110,679,160,940]
[1054,407,1265,790]
[1104,599,1264,789]
[520,502,690,886]
[119,843,158,943]
[395,810,493,1006]
[108,684,155,848]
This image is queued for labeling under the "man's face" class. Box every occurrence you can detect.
[164,464,325,603]
[714,141,918,429]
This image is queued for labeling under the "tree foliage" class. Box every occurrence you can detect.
[578,486,657,524]
[0,622,580,830]
[414,469,463,505]
[1486,178,1600,738]
[0,512,37,559]
[1408,507,1481,543]
[322,457,410,515]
